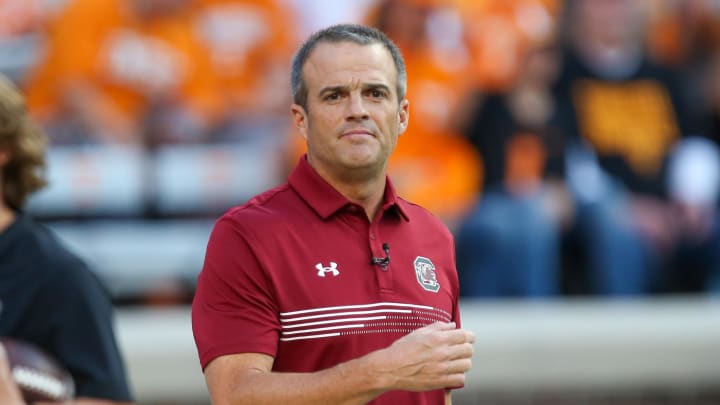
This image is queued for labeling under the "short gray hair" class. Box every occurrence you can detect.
[291,24,407,109]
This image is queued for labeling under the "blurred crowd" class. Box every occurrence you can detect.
[3,0,720,299]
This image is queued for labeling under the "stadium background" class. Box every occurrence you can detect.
[2,0,719,403]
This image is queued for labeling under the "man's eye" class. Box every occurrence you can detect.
[324,92,339,101]
[370,89,386,98]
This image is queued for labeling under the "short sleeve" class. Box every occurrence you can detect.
[192,216,280,370]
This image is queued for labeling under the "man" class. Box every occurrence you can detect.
[192,24,474,404]
[0,74,133,404]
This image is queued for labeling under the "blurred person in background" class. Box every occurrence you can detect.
[661,1,720,292]
[455,32,570,298]
[703,51,720,292]
[22,0,220,146]
[553,0,720,295]
[647,0,720,141]
[284,0,377,38]
[192,24,474,404]
[0,75,133,403]
[454,0,562,94]
[191,0,298,141]
[708,51,720,155]
[0,0,67,85]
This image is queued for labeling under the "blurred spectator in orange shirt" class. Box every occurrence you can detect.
[647,0,720,145]
[192,0,298,142]
[285,0,377,38]
[455,27,569,298]
[646,0,720,67]
[23,0,220,146]
[0,0,66,84]
[453,0,561,92]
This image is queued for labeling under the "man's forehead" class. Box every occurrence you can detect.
[303,41,396,87]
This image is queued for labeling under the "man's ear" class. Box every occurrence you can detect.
[397,99,409,135]
[291,104,309,140]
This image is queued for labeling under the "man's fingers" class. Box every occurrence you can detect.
[440,328,475,345]
[447,342,474,362]
[441,358,471,387]
[455,329,474,344]
[447,358,473,375]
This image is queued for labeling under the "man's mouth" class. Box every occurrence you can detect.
[341,129,375,138]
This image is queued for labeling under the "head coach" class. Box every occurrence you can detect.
[192,23,475,405]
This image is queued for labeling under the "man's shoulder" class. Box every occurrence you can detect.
[219,182,301,226]
[397,198,452,236]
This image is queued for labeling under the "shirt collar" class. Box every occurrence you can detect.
[288,155,409,221]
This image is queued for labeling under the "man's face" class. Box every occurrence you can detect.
[292,41,409,180]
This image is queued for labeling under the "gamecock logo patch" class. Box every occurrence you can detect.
[414,256,440,292]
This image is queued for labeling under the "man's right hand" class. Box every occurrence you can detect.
[370,322,475,391]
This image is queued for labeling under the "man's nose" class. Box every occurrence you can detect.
[346,94,369,120]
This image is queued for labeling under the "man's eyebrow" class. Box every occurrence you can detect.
[318,83,392,97]
[318,85,349,97]
[363,83,392,92]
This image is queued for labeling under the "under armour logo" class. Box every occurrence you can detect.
[316,262,340,277]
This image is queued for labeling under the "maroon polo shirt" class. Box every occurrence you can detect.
[192,156,461,404]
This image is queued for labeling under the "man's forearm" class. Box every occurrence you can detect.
[205,322,473,405]
[210,351,389,405]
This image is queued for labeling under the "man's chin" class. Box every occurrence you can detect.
[337,153,386,176]
[339,146,379,164]
[341,153,380,168]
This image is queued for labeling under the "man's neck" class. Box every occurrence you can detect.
[332,176,386,221]
[309,159,387,221]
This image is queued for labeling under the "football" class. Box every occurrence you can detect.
[0,337,75,403]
